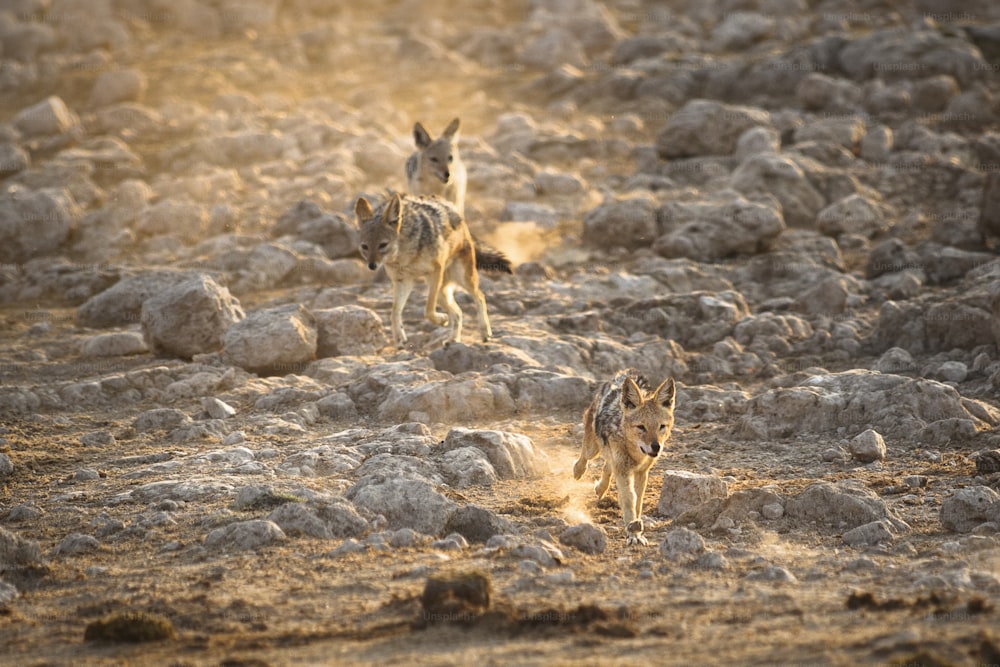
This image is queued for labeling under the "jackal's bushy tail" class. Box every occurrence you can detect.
[474,241,513,275]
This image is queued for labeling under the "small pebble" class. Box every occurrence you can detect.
[328,539,368,557]
[80,431,116,447]
[222,431,246,446]
[746,565,797,583]
[545,570,575,585]
[517,559,543,575]
[389,528,421,548]
[761,503,784,520]
[821,447,847,463]
[8,504,42,521]
[74,468,101,482]
[693,551,728,571]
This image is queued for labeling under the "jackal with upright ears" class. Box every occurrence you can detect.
[405,118,467,216]
[354,192,510,347]
[574,369,677,546]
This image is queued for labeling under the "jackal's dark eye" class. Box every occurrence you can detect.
[360,244,369,251]
[636,425,646,433]
[378,242,388,251]
[429,156,438,163]
[447,155,453,163]
[659,424,667,432]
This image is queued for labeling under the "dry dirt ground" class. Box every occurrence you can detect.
[2,305,998,667]
[2,2,1000,666]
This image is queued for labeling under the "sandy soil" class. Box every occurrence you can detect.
[2,2,1000,666]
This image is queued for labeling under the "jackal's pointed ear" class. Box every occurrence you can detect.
[622,377,643,410]
[414,122,432,148]
[354,197,374,222]
[443,117,461,139]
[655,377,676,409]
[384,193,403,231]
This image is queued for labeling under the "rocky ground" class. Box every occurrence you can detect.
[2,0,1000,665]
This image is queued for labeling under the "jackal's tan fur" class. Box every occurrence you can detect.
[354,193,508,347]
[405,118,467,216]
[574,369,676,546]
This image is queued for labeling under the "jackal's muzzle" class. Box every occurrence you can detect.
[640,441,661,457]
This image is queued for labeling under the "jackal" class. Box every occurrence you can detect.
[354,193,510,347]
[574,369,676,546]
[405,118,467,216]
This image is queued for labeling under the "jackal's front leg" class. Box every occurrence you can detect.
[615,470,647,546]
[425,262,449,327]
[391,279,415,347]
[575,407,601,480]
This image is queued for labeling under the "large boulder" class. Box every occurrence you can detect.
[866,239,919,280]
[785,480,905,531]
[439,428,549,480]
[378,378,516,424]
[346,478,456,536]
[793,117,866,152]
[0,19,57,62]
[654,197,785,261]
[88,69,147,108]
[730,154,825,227]
[582,196,658,250]
[940,486,1000,533]
[0,526,43,569]
[602,291,751,349]
[509,370,593,413]
[273,200,359,259]
[710,11,774,52]
[0,143,29,178]
[438,447,499,488]
[12,96,78,136]
[838,28,989,87]
[80,332,148,358]
[519,28,588,69]
[0,188,78,263]
[266,500,368,539]
[141,275,245,359]
[816,194,888,238]
[429,342,540,375]
[314,306,387,357]
[76,271,204,328]
[204,520,286,551]
[222,304,317,375]
[674,487,784,529]
[872,296,996,355]
[656,99,771,158]
[136,199,209,242]
[741,370,998,441]
[657,470,729,518]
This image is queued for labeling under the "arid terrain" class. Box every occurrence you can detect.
[2,1,1000,665]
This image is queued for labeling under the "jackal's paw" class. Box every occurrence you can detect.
[572,458,587,480]
[626,533,648,546]
[429,312,448,326]
[625,520,647,546]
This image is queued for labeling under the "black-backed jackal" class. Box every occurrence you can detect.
[405,118,467,216]
[574,369,676,546]
[354,193,510,347]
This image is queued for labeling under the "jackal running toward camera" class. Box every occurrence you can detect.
[405,118,467,216]
[574,369,676,546]
[354,193,510,347]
